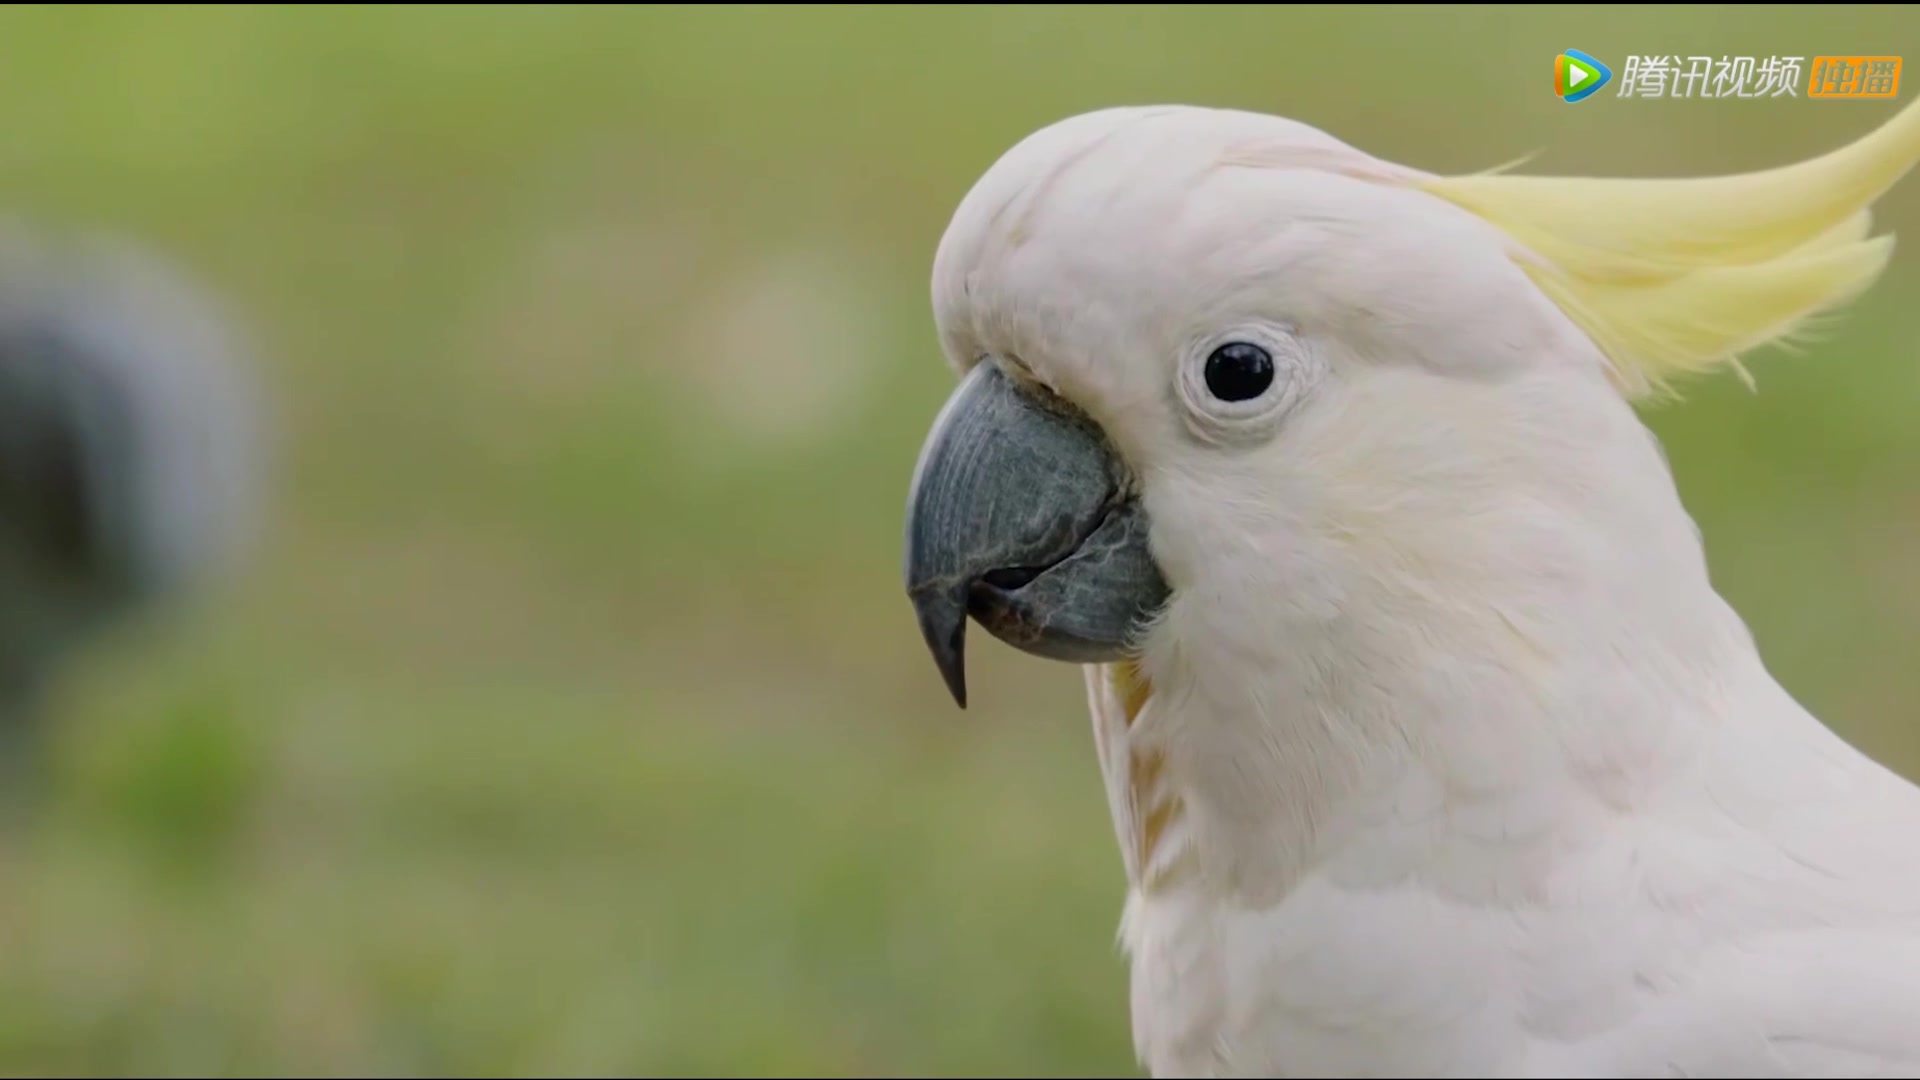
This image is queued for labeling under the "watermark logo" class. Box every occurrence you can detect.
[1607,55,1902,99]
[1555,49,1613,103]
[1617,56,1804,98]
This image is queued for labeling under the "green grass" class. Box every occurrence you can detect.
[0,4,1919,1074]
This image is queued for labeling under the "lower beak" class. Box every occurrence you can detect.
[903,358,1170,708]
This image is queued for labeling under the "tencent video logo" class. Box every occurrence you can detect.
[1555,49,1613,102]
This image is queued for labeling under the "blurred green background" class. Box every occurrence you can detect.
[1,4,1918,1075]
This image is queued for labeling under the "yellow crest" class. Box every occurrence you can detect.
[1418,97,1920,400]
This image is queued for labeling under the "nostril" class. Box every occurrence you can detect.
[980,565,1045,592]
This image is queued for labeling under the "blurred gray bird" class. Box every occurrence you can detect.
[0,224,263,797]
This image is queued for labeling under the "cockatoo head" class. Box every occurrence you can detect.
[906,100,1920,710]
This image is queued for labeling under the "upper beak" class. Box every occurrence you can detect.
[903,358,1170,708]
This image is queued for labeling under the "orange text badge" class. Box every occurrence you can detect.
[1808,57,1902,98]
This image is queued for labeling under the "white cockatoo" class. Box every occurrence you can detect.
[0,224,262,788]
[904,96,1920,1077]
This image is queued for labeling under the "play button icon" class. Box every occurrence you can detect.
[1556,49,1613,103]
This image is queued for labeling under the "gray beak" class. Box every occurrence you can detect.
[903,358,1170,708]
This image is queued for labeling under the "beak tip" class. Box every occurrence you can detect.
[911,585,971,712]
[945,672,969,711]
[931,625,970,711]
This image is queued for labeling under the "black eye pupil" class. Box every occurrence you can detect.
[1203,342,1274,403]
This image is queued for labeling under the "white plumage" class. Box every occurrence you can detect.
[917,99,1920,1076]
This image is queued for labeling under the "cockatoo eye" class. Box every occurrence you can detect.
[1176,323,1319,447]
[1203,342,1274,402]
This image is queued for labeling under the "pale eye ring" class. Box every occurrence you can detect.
[1176,323,1318,446]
